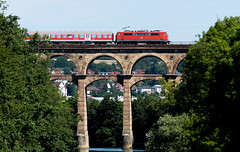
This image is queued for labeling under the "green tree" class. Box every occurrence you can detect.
[177,16,240,151]
[0,3,78,151]
[87,96,123,148]
[132,57,167,74]
[50,56,76,71]
[145,114,191,152]
[132,79,178,149]
[63,67,72,75]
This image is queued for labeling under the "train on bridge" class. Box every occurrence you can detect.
[26,30,170,44]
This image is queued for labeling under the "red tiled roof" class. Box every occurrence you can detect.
[87,86,100,91]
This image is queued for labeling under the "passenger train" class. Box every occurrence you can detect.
[26,30,170,44]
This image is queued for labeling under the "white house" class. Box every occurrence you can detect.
[54,81,67,97]
[137,86,153,94]
[152,85,162,94]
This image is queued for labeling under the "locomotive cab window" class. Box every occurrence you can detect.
[151,33,159,35]
[163,33,166,36]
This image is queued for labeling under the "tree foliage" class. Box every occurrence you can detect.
[132,79,180,149]
[87,96,123,148]
[177,16,240,151]
[145,114,191,152]
[0,4,78,151]
[50,56,76,71]
[132,57,168,74]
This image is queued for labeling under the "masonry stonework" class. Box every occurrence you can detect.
[47,44,190,150]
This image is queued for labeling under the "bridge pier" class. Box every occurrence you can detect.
[122,78,133,149]
[77,79,89,149]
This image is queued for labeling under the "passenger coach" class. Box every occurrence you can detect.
[27,32,114,44]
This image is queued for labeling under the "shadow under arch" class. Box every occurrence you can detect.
[130,55,168,75]
[86,55,123,75]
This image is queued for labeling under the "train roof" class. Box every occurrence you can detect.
[122,30,165,33]
[28,31,113,34]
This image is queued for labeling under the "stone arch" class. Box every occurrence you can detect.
[129,76,163,87]
[172,56,186,74]
[50,75,73,82]
[85,55,124,75]
[49,53,80,73]
[130,55,168,75]
[84,76,119,87]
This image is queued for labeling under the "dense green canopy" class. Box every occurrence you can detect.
[178,16,240,151]
[0,2,78,151]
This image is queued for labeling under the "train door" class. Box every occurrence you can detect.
[85,34,91,41]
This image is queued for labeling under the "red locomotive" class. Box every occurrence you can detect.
[116,30,169,44]
[27,30,170,44]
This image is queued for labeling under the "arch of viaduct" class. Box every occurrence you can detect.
[50,52,186,75]
[46,44,190,150]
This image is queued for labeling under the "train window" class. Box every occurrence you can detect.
[124,33,132,35]
[51,34,55,38]
[80,34,84,38]
[57,34,61,38]
[62,34,67,38]
[103,34,107,38]
[151,33,159,35]
[163,33,166,36]
[92,34,96,38]
[39,34,43,38]
[68,34,73,38]
[74,34,78,38]
[97,34,102,38]
[108,34,112,38]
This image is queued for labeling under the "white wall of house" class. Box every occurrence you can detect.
[152,85,162,94]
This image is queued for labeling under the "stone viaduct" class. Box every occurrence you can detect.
[42,44,191,150]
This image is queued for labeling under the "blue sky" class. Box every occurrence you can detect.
[5,0,240,41]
